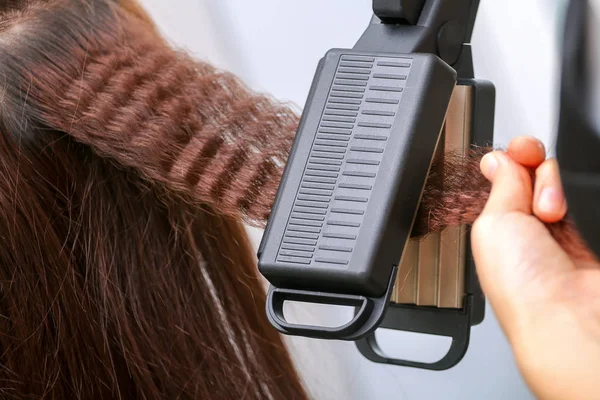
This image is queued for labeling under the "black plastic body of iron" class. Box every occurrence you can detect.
[259,50,455,340]
[258,0,495,366]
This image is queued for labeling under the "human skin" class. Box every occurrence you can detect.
[472,136,600,400]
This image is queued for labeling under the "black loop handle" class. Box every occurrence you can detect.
[266,289,373,339]
[355,296,473,370]
[265,267,398,341]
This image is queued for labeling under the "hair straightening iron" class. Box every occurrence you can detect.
[257,0,495,371]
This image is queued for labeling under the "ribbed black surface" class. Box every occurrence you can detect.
[277,54,413,266]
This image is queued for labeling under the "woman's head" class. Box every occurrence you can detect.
[0,0,593,397]
[0,1,306,398]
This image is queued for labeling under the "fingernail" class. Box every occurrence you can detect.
[538,187,564,214]
[481,153,499,179]
[536,140,546,152]
[525,135,545,149]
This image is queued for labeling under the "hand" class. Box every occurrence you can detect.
[471,136,600,400]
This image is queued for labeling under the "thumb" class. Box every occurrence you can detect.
[479,151,532,215]
[472,151,574,341]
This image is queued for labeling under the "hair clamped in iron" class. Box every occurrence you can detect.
[258,0,495,369]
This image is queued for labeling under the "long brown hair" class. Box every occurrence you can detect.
[0,1,307,398]
[0,0,593,397]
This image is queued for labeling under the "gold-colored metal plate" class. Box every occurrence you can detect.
[393,239,418,304]
[416,231,440,306]
[393,85,472,309]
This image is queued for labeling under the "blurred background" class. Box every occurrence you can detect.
[137,1,564,398]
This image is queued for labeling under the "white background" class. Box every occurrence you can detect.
[138,1,564,398]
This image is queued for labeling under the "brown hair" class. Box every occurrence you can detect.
[0,0,593,397]
[26,0,297,227]
[0,0,307,398]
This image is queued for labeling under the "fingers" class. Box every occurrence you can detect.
[533,158,567,223]
[507,136,546,168]
[471,214,573,331]
[480,151,534,215]
[473,139,576,348]
[473,136,580,383]
[472,201,574,349]
[483,136,567,223]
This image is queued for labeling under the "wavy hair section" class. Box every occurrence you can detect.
[11,1,298,226]
[15,1,594,262]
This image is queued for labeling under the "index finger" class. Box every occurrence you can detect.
[507,136,546,168]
